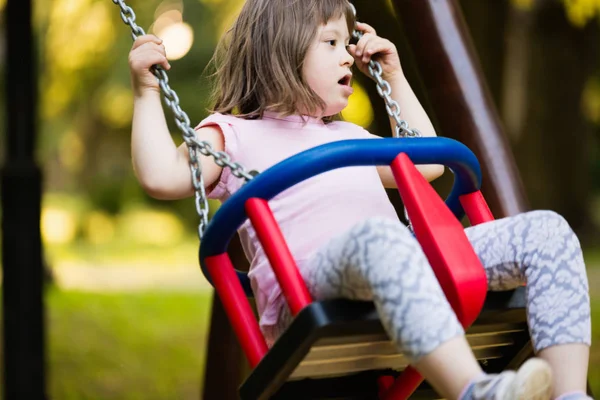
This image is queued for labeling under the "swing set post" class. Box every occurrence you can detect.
[2,0,46,399]
[390,0,528,218]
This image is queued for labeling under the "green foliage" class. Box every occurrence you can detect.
[34,0,238,229]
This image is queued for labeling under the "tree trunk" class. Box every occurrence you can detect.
[458,0,510,106]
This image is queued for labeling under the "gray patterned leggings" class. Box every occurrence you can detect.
[277,210,591,362]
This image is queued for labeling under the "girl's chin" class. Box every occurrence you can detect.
[324,104,349,117]
[303,101,348,118]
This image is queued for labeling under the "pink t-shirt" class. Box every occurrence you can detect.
[196,112,400,343]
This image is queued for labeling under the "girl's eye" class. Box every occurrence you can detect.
[328,40,336,46]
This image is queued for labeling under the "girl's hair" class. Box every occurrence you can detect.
[209,0,355,120]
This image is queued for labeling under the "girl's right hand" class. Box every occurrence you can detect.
[128,35,171,97]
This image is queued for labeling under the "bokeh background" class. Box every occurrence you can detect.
[0,0,598,398]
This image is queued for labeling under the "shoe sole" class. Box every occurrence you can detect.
[513,358,553,400]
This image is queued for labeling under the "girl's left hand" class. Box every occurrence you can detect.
[347,22,403,82]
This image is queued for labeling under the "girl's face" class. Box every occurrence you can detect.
[302,16,355,117]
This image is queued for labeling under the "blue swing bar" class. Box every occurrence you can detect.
[200,136,483,294]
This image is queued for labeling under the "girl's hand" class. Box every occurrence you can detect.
[347,22,403,83]
[128,34,171,97]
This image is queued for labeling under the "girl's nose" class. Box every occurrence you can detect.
[342,50,354,67]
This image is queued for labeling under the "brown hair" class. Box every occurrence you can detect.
[208,0,355,120]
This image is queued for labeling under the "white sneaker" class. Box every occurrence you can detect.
[464,358,553,400]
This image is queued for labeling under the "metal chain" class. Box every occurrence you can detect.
[350,3,419,230]
[112,0,255,238]
[348,4,421,140]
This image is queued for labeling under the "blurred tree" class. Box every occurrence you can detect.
[35,0,241,230]
[500,0,599,239]
[458,0,510,106]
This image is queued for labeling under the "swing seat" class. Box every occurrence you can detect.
[199,138,534,400]
[240,290,530,400]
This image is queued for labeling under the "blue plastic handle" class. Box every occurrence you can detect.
[199,137,482,295]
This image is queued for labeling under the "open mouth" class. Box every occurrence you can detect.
[338,74,352,86]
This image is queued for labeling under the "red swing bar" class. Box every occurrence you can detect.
[245,198,313,316]
[381,153,492,399]
[205,254,268,368]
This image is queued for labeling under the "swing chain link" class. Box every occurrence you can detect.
[348,2,420,140]
[351,28,421,140]
[112,0,255,238]
[350,3,418,231]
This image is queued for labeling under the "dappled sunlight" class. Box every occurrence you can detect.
[42,78,79,119]
[562,0,600,26]
[155,0,184,19]
[512,0,600,26]
[582,77,600,124]
[341,82,374,128]
[43,0,116,118]
[41,192,193,249]
[41,193,203,270]
[42,208,78,245]
[85,211,117,245]
[511,0,534,10]
[158,22,195,61]
[120,209,185,246]
[151,1,194,60]
[153,9,183,34]
[47,0,115,71]
[59,130,84,173]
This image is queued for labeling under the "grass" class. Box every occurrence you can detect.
[46,288,212,400]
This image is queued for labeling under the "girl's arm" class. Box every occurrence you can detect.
[376,75,444,188]
[129,35,223,200]
[349,23,444,188]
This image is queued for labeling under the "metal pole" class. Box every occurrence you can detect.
[2,0,46,398]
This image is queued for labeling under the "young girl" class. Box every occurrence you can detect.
[127,0,591,399]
